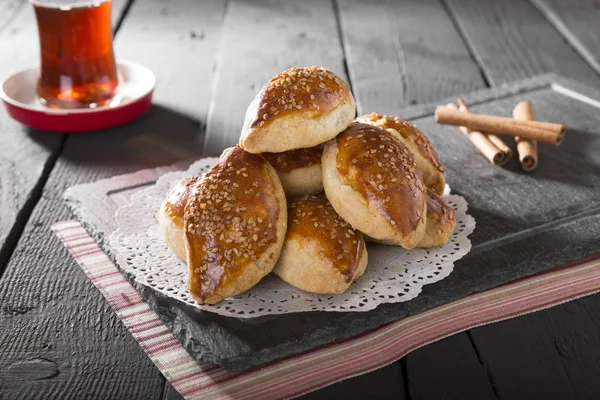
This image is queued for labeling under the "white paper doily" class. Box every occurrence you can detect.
[109,158,475,318]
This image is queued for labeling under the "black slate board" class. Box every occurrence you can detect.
[65,74,600,371]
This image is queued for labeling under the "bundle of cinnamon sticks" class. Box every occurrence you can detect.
[435,99,564,172]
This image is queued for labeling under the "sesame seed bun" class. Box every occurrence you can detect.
[240,67,356,154]
[273,195,368,294]
[182,146,287,304]
[322,122,427,249]
[357,113,446,195]
[262,144,325,196]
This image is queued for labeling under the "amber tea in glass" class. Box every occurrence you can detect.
[32,0,118,109]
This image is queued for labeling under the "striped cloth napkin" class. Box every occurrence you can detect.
[52,220,600,400]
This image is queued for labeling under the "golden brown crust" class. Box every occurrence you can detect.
[417,191,456,247]
[357,113,446,194]
[262,144,324,173]
[159,176,202,262]
[248,67,352,129]
[240,67,355,154]
[162,176,201,228]
[288,195,364,280]
[273,195,368,293]
[183,146,286,304]
[335,122,427,238]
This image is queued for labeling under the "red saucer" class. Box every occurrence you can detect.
[0,60,155,132]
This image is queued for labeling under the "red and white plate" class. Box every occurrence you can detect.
[0,60,155,132]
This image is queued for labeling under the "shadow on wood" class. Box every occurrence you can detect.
[58,105,205,166]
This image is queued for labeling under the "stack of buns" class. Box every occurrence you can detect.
[159,66,456,304]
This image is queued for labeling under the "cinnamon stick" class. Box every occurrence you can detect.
[457,98,513,159]
[446,103,507,165]
[487,134,514,159]
[512,101,539,172]
[435,105,564,145]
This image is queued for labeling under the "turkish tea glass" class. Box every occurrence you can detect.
[31,0,118,109]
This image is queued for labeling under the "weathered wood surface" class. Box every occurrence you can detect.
[440,3,600,399]
[446,0,600,86]
[0,0,130,278]
[470,294,600,399]
[0,0,223,398]
[405,334,497,400]
[302,363,406,400]
[336,0,486,115]
[114,0,225,120]
[0,0,26,32]
[532,0,600,76]
[2,0,600,398]
[0,2,63,276]
[202,0,348,156]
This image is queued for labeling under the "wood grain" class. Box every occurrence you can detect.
[111,0,131,28]
[336,0,486,115]
[470,295,600,399]
[0,3,63,276]
[446,0,600,86]
[300,363,406,400]
[0,0,26,34]
[531,0,600,76]
[0,112,204,399]
[405,334,497,400]
[0,0,135,276]
[0,0,224,398]
[202,0,348,156]
[114,0,226,120]
[442,2,600,396]
[162,382,184,400]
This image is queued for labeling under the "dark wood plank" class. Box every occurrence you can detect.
[0,113,197,400]
[202,0,349,156]
[441,1,600,396]
[470,295,600,399]
[162,382,184,400]
[446,0,600,86]
[300,363,406,400]
[0,0,225,398]
[336,0,486,115]
[531,0,600,76]
[405,334,497,400]
[0,0,133,272]
[0,4,64,274]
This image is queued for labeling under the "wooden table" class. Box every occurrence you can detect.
[1,0,600,398]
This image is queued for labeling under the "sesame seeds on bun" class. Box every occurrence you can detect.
[240,66,356,154]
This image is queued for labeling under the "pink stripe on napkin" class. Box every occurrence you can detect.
[52,220,600,400]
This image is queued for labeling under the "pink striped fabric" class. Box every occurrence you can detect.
[53,220,600,400]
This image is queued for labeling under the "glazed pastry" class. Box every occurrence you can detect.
[358,112,446,195]
[240,66,355,153]
[273,195,367,294]
[159,176,202,262]
[419,191,457,247]
[262,144,325,196]
[163,146,287,304]
[322,122,428,249]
